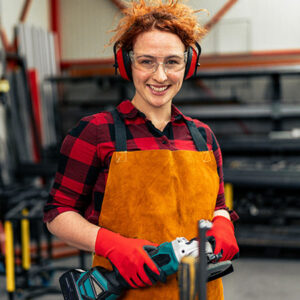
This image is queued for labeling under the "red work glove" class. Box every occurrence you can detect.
[95,228,165,288]
[206,216,239,261]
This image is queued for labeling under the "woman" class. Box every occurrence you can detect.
[44,1,239,299]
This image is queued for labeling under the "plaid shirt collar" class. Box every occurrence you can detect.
[116,100,191,122]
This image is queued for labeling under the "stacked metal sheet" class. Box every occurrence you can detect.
[16,23,59,149]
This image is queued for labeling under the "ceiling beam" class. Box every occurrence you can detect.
[19,0,33,23]
[204,0,239,32]
[109,0,126,11]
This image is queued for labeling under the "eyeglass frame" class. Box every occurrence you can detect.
[128,51,188,74]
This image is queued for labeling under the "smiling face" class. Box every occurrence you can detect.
[131,29,186,112]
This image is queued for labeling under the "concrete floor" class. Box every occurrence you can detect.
[223,257,300,300]
[1,254,300,300]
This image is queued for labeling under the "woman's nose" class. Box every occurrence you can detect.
[152,63,168,82]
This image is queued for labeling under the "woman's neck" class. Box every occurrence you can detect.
[131,99,172,131]
[147,112,171,131]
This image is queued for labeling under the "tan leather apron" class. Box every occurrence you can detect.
[93,109,224,300]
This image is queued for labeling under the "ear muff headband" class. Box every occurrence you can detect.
[113,41,201,81]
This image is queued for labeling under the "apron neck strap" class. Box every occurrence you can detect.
[111,109,127,151]
[111,109,208,152]
[185,120,208,151]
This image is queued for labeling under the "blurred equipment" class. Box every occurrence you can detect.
[0,21,74,300]
[221,135,300,249]
[4,188,61,299]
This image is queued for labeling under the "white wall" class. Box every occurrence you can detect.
[59,0,300,60]
[60,0,118,60]
[0,0,50,45]
[194,0,300,54]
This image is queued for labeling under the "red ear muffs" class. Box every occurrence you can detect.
[184,42,201,80]
[113,42,201,81]
[113,43,132,81]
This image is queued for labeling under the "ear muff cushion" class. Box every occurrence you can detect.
[184,46,198,80]
[116,47,132,81]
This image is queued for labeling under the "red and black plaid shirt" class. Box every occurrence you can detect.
[44,100,231,224]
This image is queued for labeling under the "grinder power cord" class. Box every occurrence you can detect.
[59,235,234,300]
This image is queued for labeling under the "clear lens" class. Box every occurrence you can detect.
[129,52,187,73]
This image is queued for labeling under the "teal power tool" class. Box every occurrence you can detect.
[59,237,233,300]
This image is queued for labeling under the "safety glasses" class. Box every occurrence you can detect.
[129,51,187,74]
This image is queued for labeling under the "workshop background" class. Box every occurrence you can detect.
[0,0,300,299]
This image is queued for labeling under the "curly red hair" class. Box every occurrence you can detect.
[109,0,207,50]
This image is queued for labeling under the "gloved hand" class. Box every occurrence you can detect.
[206,216,239,261]
[94,228,166,288]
